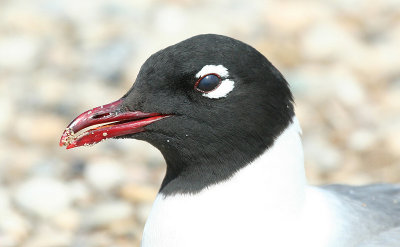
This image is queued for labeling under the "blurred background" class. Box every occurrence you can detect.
[0,0,399,246]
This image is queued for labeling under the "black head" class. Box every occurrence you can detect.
[121,34,294,194]
[61,34,294,195]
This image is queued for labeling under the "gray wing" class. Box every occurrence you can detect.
[322,184,400,246]
[358,227,400,247]
[323,184,400,216]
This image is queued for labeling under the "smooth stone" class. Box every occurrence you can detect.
[14,177,72,218]
[22,225,71,247]
[85,158,126,191]
[14,113,66,146]
[348,129,376,151]
[136,203,152,224]
[0,188,11,212]
[303,135,342,173]
[67,180,92,205]
[86,201,134,228]
[0,209,31,247]
[119,183,158,203]
[0,35,40,71]
[51,208,81,231]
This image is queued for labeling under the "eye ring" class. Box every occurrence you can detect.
[194,73,222,93]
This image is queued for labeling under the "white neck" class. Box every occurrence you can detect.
[141,118,343,247]
[235,117,307,212]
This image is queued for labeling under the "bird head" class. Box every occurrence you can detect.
[60,34,294,194]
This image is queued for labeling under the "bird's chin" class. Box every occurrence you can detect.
[59,99,171,149]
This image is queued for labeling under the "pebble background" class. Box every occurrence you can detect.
[1,0,400,246]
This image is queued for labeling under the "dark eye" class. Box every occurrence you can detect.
[194,74,222,93]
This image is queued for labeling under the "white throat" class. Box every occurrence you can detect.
[141,118,340,247]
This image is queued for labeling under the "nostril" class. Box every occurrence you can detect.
[92,112,111,119]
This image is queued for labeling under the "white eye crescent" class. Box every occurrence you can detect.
[195,65,235,99]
